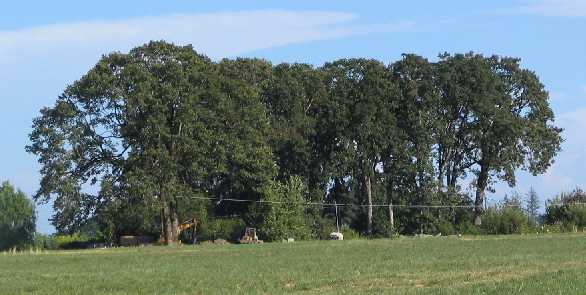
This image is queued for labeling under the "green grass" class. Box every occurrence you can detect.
[1,234,586,294]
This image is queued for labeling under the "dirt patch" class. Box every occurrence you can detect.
[200,239,230,246]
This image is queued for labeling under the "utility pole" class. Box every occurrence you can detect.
[335,201,340,233]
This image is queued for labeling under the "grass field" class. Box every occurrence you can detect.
[1,234,586,294]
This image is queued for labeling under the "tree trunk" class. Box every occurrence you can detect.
[171,203,179,243]
[365,174,373,235]
[388,203,394,230]
[160,206,166,243]
[449,163,459,189]
[446,162,453,189]
[474,163,489,226]
[162,199,173,244]
[160,189,178,245]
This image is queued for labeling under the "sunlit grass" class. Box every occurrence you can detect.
[1,234,585,294]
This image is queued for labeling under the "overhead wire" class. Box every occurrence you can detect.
[187,196,532,209]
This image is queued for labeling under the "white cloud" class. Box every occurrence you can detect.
[489,106,586,204]
[514,0,586,17]
[536,107,586,192]
[0,10,413,64]
[558,106,586,148]
[539,165,574,191]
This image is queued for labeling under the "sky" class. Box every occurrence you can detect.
[1,0,585,233]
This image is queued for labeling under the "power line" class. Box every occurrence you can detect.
[188,196,526,209]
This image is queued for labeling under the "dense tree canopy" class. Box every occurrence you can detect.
[27,42,562,241]
[0,181,36,250]
[27,42,276,243]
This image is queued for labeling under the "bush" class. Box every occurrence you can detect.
[54,233,94,249]
[541,224,563,233]
[340,224,360,240]
[315,222,336,240]
[33,233,58,250]
[546,204,586,231]
[436,221,456,235]
[455,221,480,235]
[258,176,312,242]
[481,206,533,234]
[544,188,586,232]
[198,218,246,242]
[309,215,333,240]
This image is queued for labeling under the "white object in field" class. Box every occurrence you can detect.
[330,232,344,240]
[283,237,295,243]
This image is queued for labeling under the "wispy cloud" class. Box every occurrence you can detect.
[513,0,586,17]
[539,106,586,191]
[493,106,586,202]
[0,10,413,64]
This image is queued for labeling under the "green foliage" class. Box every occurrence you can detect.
[33,233,58,250]
[0,181,36,250]
[541,224,563,233]
[546,205,586,231]
[436,221,457,235]
[455,221,481,235]
[31,232,98,250]
[27,41,562,240]
[314,221,361,240]
[258,176,312,241]
[433,219,480,236]
[53,233,94,249]
[481,207,531,234]
[545,188,586,231]
[436,53,562,225]
[319,58,399,235]
[198,218,246,242]
[27,41,276,243]
[481,195,535,234]
[339,224,361,240]
[526,187,541,224]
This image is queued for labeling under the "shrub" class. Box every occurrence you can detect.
[54,233,93,249]
[314,222,336,240]
[546,204,586,231]
[481,206,533,234]
[541,224,563,233]
[455,221,480,235]
[33,233,58,250]
[340,224,360,240]
[198,218,246,242]
[309,215,334,240]
[258,176,312,242]
[436,221,456,235]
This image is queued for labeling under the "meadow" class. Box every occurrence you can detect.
[1,234,585,294]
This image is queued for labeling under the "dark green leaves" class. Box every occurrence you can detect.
[27,42,562,236]
[0,182,36,250]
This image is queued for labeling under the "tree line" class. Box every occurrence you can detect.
[27,41,562,244]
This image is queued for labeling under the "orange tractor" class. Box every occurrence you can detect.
[178,218,198,244]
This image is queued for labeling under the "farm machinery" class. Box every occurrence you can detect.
[239,227,263,244]
[178,218,198,244]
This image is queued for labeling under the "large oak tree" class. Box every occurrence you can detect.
[27,42,276,243]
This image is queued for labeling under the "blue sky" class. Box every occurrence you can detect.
[1,0,585,233]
